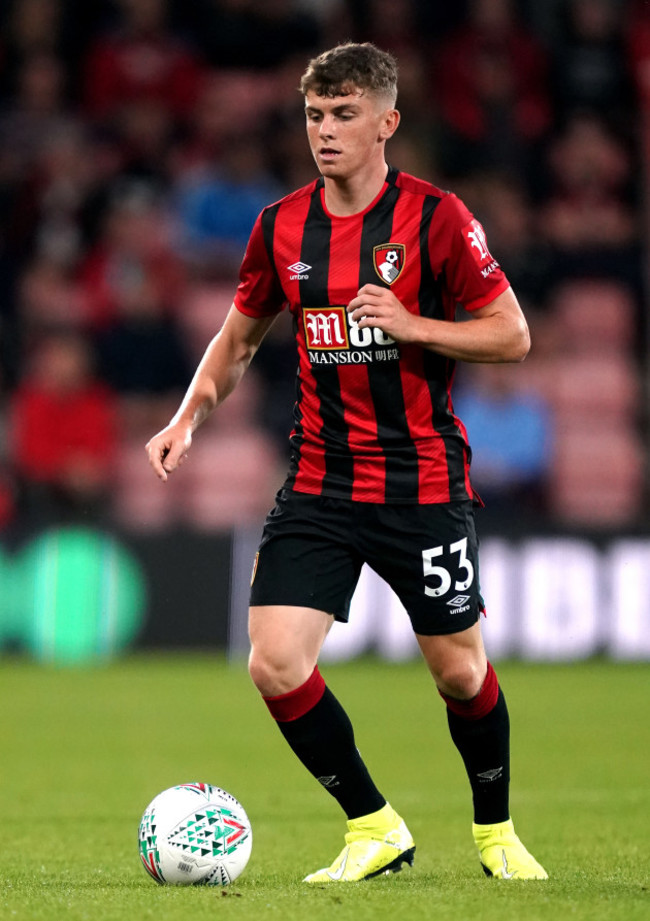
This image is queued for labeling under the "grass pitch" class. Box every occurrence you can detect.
[0,654,648,921]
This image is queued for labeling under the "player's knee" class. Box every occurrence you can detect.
[247,649,275,694]
[435,659,485,700]
[248,647,303,697]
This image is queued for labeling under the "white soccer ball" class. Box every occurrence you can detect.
[138,783,252,886]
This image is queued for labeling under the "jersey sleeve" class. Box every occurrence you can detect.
[428,193,510,311]
[234,211,287,318]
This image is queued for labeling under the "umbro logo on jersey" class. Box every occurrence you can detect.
[288,261,312,280]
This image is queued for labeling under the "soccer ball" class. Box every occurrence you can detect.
[138,782,252,886]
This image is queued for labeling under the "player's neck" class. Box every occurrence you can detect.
[322,161,389,217]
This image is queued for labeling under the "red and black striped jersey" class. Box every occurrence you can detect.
[234,167,510,504]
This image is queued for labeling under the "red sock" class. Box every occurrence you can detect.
[439,661,499,721]
[263,665,326,722]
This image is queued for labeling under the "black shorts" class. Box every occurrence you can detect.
[249,489,484,636]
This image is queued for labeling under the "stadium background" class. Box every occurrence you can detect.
[0,0,648,665]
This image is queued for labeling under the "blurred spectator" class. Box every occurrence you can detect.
[189,0,322,70]
[433,0,552,179]
[8,330,118,525]
[0,51,73,381]
[362,0,423,56]
[552,0,635,123]
[17,254,88,332]
[294,0,355,48]
[172,127,283,273]
[172,68,280,174]
[0,0,66,98]
[79,180,185,328]
[521,280,644,528]
[548,278,639,358]
[0,50,88,382]
[92,251,193,438]
[6,123,98,271]
[540,111,640,281]
[83,0,204,122]
[76,179,191,436]
[353,0,469,45]
[454,363,554,522]
[111,97,177,185]
[0,53,77,282]
[82,0,205,185]
[0,2,121,107]
[0,52,72,182]
[627,0,650,108]
[94,281,191,399]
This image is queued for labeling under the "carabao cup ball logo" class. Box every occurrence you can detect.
[138,783,252,886]
[373,243,405,284]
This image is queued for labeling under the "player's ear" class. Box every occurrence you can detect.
[379,108,400,141]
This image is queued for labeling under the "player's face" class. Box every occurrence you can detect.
[304,89,398,181]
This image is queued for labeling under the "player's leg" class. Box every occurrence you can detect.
[366,501,545,879]
[249,604,414,882]
[417,623,509,826]
[248,602,332,696]
[249,603,386,819]
[248,491,415,881]
[417,625,547,880]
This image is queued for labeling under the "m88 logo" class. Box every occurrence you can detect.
[302,306,398,366]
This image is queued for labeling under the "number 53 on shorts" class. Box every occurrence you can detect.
[422,537,474,598]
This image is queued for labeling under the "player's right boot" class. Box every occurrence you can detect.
[303,803,415,883]
[473,818,548,879]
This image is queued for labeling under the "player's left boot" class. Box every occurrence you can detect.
[473,818,548,879]
[303,803,415,883]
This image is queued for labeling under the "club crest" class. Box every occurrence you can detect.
[373,244,405,285]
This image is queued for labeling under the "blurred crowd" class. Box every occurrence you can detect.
[0,0,647,535]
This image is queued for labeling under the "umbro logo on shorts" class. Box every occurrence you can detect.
[446,593,471,615]
[447,594,470,607]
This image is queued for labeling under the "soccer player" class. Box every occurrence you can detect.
[146,42,548,882]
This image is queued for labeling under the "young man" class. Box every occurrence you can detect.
[147,43,548,883]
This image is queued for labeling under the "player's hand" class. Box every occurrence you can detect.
[347,284,418,343]
[145,423,193,482]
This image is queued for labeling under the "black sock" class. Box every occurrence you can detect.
[446,688,511,824]
[276,686,386,820]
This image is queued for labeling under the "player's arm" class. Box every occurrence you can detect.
[146,306,277,480]
[347,284,530,363]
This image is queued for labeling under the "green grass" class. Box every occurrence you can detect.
[0,655,648,921]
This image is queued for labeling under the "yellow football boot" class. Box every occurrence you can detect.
[304,803,415,883]
[473,818,548,879]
